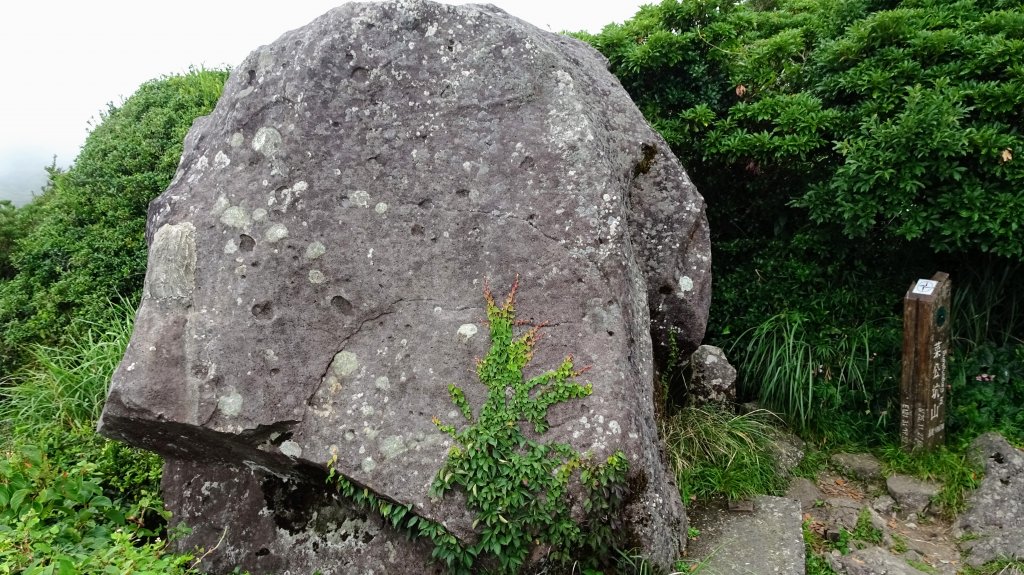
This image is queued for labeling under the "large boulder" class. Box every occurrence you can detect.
[98,1,711,572]
[954,432,1024,566]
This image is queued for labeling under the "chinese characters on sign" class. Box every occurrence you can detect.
[900,272,950,450]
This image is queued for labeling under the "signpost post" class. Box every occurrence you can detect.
[900,272,951,451]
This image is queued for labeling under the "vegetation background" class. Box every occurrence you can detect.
[1,0,1022,573]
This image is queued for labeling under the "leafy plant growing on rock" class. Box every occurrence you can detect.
[431,277,630,574]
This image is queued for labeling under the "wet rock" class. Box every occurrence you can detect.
[831,452,883,481]
[954,432,1024,566]
[97,0,711,571]
[886,475,941,517]
[686,345,736,407]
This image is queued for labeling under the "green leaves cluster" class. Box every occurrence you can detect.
[0,68,227,372]
[584,0,1024,258]
[430,280,630,574]
[0,445,189,575]
[1,303,189,574]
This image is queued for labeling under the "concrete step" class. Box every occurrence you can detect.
[684,495,804,574]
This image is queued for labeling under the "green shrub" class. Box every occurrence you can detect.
[0,303,180,573]
[430,280,630,573]
[0,68,226,372]
[0,443,193,575]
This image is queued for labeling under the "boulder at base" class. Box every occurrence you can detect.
[98,1,711,572]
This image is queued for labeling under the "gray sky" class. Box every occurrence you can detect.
[0,1,647,207]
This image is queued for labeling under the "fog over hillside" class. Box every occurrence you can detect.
[0,148,61,206]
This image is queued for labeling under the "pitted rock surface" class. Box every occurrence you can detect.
[162,458,439,575]
[954,432,1024,566]
[98,0,711,570]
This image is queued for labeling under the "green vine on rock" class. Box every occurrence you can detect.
[431,277,630,574]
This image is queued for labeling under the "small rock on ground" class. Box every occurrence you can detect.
[831,452,883,481]
[887,474,941,516]
[785,477,823,511]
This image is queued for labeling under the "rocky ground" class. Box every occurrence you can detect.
[683,433,1024,574]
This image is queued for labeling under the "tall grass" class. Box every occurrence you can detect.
[734,311,893,432]
[661,406,785,501]
[952,262,1024,352]
[0,301,134,439]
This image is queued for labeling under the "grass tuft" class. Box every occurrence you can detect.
[0,301,134,438]
[661,406,786,502]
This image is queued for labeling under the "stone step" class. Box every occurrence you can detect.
[685,495,804,574]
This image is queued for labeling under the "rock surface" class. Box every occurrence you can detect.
[686,496,804,575]
[785,477,822,511]
[686,345,736,406]
[97,0,711,571]
[831,452,883,481]
[886,474,941,517]
[161,458,439,574]
[954,432,1024,566]
[829,546,931,575]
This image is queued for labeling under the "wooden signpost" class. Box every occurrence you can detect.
[900,272,951,450]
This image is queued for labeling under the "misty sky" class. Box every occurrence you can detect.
[0,0,648,207]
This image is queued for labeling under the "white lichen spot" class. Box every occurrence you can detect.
[211,195,230,216]
[380,436,406,460]
[252,208,268,222]
[350,190,371,208]
[457,323,478,342]
[279,440,302,458]
[213,150,231,169]
[331,351,359,377]
[264,223,289,243]
[308,269,326,284]
[360,404,375,417]
[375,376,390,391]
[705,354,719,365]
[305,241,326,260]
[252,126,283,157]
[220,206,251,229]
[678,275,694,295]
[361,457,377,473]
[217,387,243,416]
[374,202,388,214]
[223,239,239,254]
[229,132,244,148]
[608,420,621,435]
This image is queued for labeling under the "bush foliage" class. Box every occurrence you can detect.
[582,0,1024,440]
[0,68,227,372]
